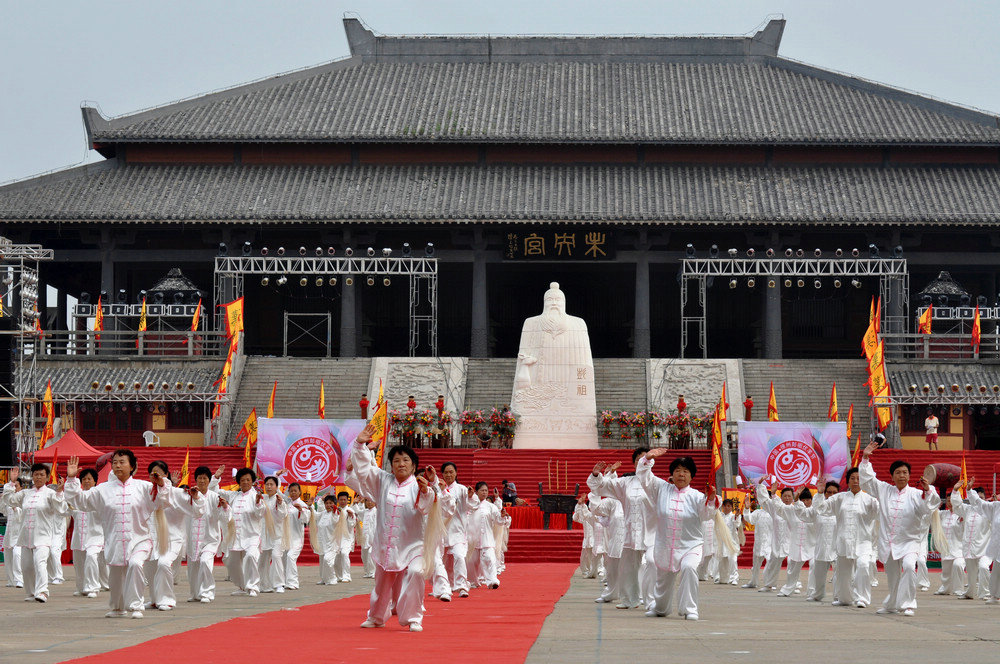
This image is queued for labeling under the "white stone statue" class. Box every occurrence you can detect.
[511,282,598,449]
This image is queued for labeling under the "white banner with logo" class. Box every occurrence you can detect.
[255,418,366,489]
[737,421,849,486]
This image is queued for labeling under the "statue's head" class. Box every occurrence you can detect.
[543,282,566,315]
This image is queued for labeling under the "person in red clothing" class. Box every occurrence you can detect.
[434,395,445,417]
[743,395,753,421]
[407,395,417,411]
[359,394,369,419]
[676,395,687,413]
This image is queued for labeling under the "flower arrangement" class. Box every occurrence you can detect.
[595,408,713,443]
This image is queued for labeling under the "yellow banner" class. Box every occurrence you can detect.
[222,297,244,337]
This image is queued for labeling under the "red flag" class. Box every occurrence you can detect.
[718,382,729,422]
[971,305,981,350]
[917,305,932,334]
[136,297,147,349]
[960,452,969,499]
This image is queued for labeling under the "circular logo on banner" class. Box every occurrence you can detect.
[765,440,820,487]
[284,436,339,486]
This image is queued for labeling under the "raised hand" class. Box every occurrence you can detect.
[65,456,79,479]
[577,493,588,505]
[218,496,229,510]
[171,471,181,485]
[275,468,286,477]
[55,480,65,493]
[592,461,607,475]
[416,473,429,494]
[149,469,166,487]
[345,458,353,472]
[9,467,19,483]
[968,476,976,488]
[862,439,881,459]
[187,486,200,499]
[214,465,225,479]
[275,493,283,504]
[357,422,379,449]
[468,486,475,499]
[256,491,264,503]
[644,448,668,460]
[424,465,437,485]
[606,461,622,474]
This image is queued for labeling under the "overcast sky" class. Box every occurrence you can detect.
[2,0,999,183]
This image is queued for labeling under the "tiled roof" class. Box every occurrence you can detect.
[22,361,223,397]
[889,365,1000,398]
[3,161,1000,225]
[81,20,1000,146]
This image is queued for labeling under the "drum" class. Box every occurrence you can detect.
[922,463,961,492]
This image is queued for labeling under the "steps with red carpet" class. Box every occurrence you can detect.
[505,528,583,563]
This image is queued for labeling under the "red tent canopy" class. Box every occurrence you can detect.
[33,429,102,464]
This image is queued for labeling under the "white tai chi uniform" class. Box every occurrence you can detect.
[318,505,356,584]
[146,486,206,609]
[574,499,600,578]
[951,494,992,599]
[432,482,479,598]
[755,488,790,591]
[807,489,879,607]
[258,493,289,593]
[281,498,310,589]
[47,502,69,584]
[64,474,170,615]
[591,495,624,603]
[967,489,1000,603]
[216,487,267,595]
[467,498,509,588]
[716,512,740,585]
[356,504,377,578]
[697,515,717,581]
[936,507,968,596]
[860,460,940,614]
[797,499,837,601]
[758,484,814,597]
[742,504,772,588]
[1,500,24,588]
[345,443,435,629]
[2,482,65,601]
[313,506,338,584]
[637,457,717,619]
[915,517,931,591]
[587,470,655,609]
[70,503,106,596]
[185,489,228,602]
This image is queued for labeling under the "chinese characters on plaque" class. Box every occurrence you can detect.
[504,228,614,260]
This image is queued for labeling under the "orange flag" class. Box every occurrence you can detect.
[179,447,190,486]
[971,305,981,350]
[220,297,244,338]
[49,448,58,484]
[38,379,54,450]
[191,299,202,332]
[960,452,969,499]
[94,295,104,342]
[267,381,277,419]
[862,296,879,360]
[318,379,325,419]
[370,380,388,467]
[709,406,723,490]
[851,435,862,468]
[845,403,854,440]
[718,382,729,422]
[918,305,932,334]
[828,383,838,422]
[767,381,779,422]
[236,408,258,468]
[136,297,147,348]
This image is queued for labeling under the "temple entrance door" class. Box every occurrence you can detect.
[283,312,332,357]
[971,408,1000,450]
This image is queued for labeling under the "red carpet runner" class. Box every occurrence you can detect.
[66,563,578,664]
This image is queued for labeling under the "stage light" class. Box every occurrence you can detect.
[105,383,113,392]
[937,385,946,394]
[833,279,842,288]
[908,384,917,393]
[401,243,412,258]
[784,279,792,288]
[277,276,288,286]
[153,292,164,304]
[795,249,804,258]
[277,246,285,256]
[766,248,775,258]
[922,384,930,394]
[242,241,252,256]
[796,279,805,288]
[176,381,183,390]
[173,291,184,304]
[978,295,988,307]
[994,385,1000,393]
[382,248,393,257]
[980,385,988,394]
[920,294,932,305]
[937,295,948,306]
[869,244,879,259]
[162,381,170,390]
[315,247,323,256]
[366,276,375,286]
[383,278,391,286]
[261,246,269,256]
[261,276,269,286]
[315,277,324,286]
[147,382,155,390]
[299,246,307,256]
[951,383,960,393]
[425,243,436,257]
[79,291,90,304]
[727,248,738,258]
[187,382,195,390]
[851,279,862,288]
[367,247,376,257]
[729,279,738,289]
[980,406,988,416]
[328,277,338,286]
[709,245,720,259]
[117,289,127,303]
[892,245,903,258]
[747,278,756,288]
[133,381,141,390]
[685,244,695,258]
[345,247,354,257]
[784,248,793,258]
[218,242,228,256]
[814,248,822,257]
[327,247,336,256]
[814,279,822,289]
[299,277,308,287]
[138,289,147,303]
[91,380,99,390]
[994,407,1000,416]
[966,383,974,392]
[961,294,972,306]
[851,248,860,257]
[835,248,843,257]
[768,280,776,288]
[345,277,354,286]
[747,248,756,258]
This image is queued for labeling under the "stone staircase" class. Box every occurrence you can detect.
[227,357,372,444]
[740,359,873,442]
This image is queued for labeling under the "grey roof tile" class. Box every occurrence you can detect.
[3,162,1000,225]
[21,361,222,397]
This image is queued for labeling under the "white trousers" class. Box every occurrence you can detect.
[599,555,620,602]
[747,552,767,587]
[697,552,715,581]
[963,557,990,598]
[834,555,873,605]
[651,554,701,617]
[640,549,657,605]
[883,552,919,612]
[187,550,217,601]
[4,545,22,586]
[762,554,785,588]
[335,550,351,582]
[283,540,304,589]
[73,547,103,594]
[367,561,425,627]
[778,559,805,595]
[617,548,644,607]
[806,559,833,600]
[989,559,1000,600]
[259,547,286,591]
[939,558,967,595]
[108,546,150,612]
[227,548,260,593]
[432,543,469,597]
[470,547,499,587]
[916,552,930,589]
[361,546,375,577]
[144,540,183,608]
[22,546,50,599]
[717,554,738,585]
[579,546,598,578]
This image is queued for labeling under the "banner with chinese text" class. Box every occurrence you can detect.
[504,228,615,260]
[737,421,850,487]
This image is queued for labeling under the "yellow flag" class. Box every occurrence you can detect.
[767,381,779,422]
[828,383,838,422]
[267,381,277,419]
[221,297,244,337]
[845,403,854,440]
[370,380,388,467]
[318,379,325,419]
[179,447,190,486]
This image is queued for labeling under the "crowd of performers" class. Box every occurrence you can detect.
[0,427,512,631]
[576,439,1000,620]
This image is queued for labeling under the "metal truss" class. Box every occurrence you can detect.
[680,255,909,358]
[57,391,229,403]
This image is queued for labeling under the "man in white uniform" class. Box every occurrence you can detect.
[758,484,815,597]
[937,495,968,596]
[3,463,65,602]
[799,481,839,602]
[2,479,25,588]
[950,485,992,600]
[69,468,105,598]
[756,486,792,592]
[185,466,229,603]
[64,451,172,618]
[591,492,624,604]
[346,423,436,632]
[216,468,268,597]
[574,493,600,578]
[741,495,772,589]
[280,482,310,590]
[860,441,940,616]
[432,461,479,600]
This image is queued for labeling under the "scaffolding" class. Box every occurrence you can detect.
[213,255,439,356]
[680,254,909,358]
[0,236,55,462]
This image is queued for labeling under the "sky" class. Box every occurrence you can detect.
[2,0,1000,183]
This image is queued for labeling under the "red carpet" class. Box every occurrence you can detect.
[64,563,577,664]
